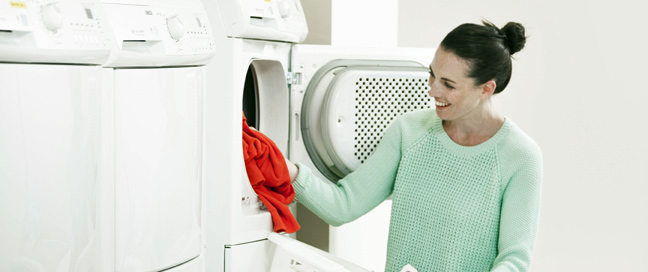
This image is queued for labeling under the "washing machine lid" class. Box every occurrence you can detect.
[301,60,433,181]
[100,0,215,67]
[215,0,308,43]
[0,0,112,64]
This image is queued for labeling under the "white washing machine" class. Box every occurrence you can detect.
[0,0,111,271]
[201,0,435,271]
[97,0,215,271]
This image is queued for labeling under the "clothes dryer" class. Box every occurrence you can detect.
[0,0,111,270]
[201,0,435,271]
[98,0,215,271]
[201,0,304,270]
[203,0,363,271]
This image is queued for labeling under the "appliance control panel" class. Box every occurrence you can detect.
[100,0,215,67]
[0,0,112,63]
[216,0,308,43]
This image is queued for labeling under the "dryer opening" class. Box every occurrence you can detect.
[239,60,290,217]
[242,66,259,129]
[241,60,289,154]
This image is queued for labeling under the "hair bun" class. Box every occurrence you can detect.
[501,22,526,54]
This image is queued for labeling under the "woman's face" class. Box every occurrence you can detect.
[428,47,491,122]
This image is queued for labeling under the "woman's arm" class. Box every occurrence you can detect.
[290,117,405,227]
[491,146,543,272]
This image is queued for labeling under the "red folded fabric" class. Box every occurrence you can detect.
[242,113,300,233]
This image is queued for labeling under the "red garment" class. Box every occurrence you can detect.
[242,113,300,233]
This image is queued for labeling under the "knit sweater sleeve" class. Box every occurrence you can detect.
[491,137,543,272]
[292,116,405,227]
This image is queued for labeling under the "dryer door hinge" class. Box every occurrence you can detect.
[286,72,302,86]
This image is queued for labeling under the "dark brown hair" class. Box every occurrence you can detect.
[440,20,527,94]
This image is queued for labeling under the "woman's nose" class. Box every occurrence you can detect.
[428,80,437,97]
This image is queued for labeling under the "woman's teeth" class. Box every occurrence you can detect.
[435,101,450,107]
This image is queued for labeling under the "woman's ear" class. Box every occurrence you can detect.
[480,80,497,99]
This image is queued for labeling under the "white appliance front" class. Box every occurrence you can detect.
[0,64,101,271]
[98,0,213,270]
[201,3,298,261]
[202,39,293,272]
[112,67,203,272]
[1,0,111,270]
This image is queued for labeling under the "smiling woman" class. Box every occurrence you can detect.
[429,21,527,146]
[284,20,543,272]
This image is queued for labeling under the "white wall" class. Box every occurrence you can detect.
[331,0,398,47]
[398,0,648,271]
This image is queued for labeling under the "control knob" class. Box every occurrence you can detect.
[277,0,292,18]
[166,16,184,41]
[41,3,63,32]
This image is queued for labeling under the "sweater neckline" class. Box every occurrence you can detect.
[431,115,512,157]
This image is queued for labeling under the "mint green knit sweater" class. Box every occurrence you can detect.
[293,109,543,272]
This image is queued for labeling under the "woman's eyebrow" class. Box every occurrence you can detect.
[442,77,456,84]
[429,65,456,84]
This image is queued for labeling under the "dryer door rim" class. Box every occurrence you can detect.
[320,66,431,176]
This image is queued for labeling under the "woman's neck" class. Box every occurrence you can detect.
[442,103,505,146]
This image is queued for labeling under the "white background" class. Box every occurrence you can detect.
[323,0,648,271]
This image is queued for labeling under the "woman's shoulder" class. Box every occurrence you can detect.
[497,119,543,191]
[395,109,439,132]
[388,109,439,150]
[499,119,542,166]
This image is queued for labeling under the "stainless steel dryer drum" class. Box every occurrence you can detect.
[300,60,433,181]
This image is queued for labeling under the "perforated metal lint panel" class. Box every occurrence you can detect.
[353,76,431,163]
[302,62,432,181]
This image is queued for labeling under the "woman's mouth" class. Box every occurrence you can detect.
[435,100,450,109]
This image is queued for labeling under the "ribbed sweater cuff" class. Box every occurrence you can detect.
[292,162,312,199]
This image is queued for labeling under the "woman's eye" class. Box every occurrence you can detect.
[444,83,455,89]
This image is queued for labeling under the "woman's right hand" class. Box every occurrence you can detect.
[284,157,299,183]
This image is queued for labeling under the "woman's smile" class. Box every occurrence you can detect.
[434,99,451,110]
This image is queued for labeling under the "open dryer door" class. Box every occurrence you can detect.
[290,47,434,182]
[302,61,431,181]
